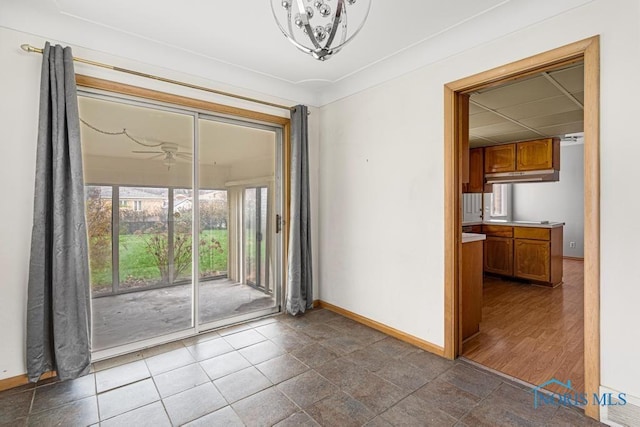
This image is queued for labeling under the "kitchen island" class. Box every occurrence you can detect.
[478,222,564,287]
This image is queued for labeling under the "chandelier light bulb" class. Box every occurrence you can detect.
[271,0,371,61]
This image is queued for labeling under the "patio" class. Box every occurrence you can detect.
[92,279,275,350]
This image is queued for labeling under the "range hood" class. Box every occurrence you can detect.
[485,169,559,184]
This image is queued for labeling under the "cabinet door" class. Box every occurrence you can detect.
[461,240,483,341]
[516,138,555,171]
[468,148,484,193]
[514,239,550,282]
[484,144,516,173]
[484,236,513,276]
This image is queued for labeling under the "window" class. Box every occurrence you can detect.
[489,183,512,220]
[133,200,142,211]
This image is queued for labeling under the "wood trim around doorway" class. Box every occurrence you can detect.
[443,36,600,420]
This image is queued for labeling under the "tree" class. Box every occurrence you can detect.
[200,198,228,230]
[144,207,223,284]
[85,187,112,285]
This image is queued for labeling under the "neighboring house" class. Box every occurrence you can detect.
[118,187,166,214]
[90,186,167,222]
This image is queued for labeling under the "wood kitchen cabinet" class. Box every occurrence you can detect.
[484,236,513,276]
[484,144,516,173]
[514,239,550,282]
[482,224,563,286]
[461,239,483,341]
[484,138,560,175]
[513,226,563,286]
[467,148,485,193]
[516,138,560,171]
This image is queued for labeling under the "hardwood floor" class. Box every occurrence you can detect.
[462,259,584,393]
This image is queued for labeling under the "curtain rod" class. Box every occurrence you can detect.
[20,44,295,112]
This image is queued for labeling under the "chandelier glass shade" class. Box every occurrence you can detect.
[271,0,371,61]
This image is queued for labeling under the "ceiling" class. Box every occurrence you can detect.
[78,96,275,167]
[469,62,584,147]
[0,0,597,105]
[52,0,506,85]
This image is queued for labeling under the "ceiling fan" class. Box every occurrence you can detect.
[132,142,192,168]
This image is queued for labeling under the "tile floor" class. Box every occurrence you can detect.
[0,309,605,426]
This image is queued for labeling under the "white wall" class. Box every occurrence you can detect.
[319,0,640,404]
[0,26,320,380]
[512,144,584,257]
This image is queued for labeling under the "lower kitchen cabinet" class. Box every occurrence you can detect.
[484,236,513,276]
[461,240,483,341]
[514,239,550,282]
[482,224,563,286]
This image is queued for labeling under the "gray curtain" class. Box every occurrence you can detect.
[286,105,313,315]
[27,42,91,382]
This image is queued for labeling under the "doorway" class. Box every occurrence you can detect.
[78,80,287,359]
[443,37,600,420]
[244,186,271,291]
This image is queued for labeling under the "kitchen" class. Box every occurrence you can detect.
[457,62,586,393]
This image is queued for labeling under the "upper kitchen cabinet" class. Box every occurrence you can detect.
[483,137,561,182]
[516,138,560,171]
[467,147,485,193]
[484,143,516,173]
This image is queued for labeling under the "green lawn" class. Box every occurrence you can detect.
[89,229,228,292]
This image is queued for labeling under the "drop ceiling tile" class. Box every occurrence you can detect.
[548,65,584,93]
[573,91,585,103]
[469,134,499,146]
[469,111,510,128]
[497,96,580,121]
[469,103,485,115]
[471,76,561,109]
[469,141,485,148]
[490,130,546,144]
[470,121,527,137]
[536,121,584,137]
[520,110,584,129]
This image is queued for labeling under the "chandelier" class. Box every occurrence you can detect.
[271,0,371,61]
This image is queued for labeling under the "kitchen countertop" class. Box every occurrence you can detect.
[462,233,486,243]
[462,220,565,229]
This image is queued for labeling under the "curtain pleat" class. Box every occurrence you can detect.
[286,105,313,315]
[26,42,91,382]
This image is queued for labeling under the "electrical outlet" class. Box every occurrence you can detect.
[569,241,576,248]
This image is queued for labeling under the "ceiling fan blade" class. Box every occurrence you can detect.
[176,153,193,159]
[132,150,163,154]
[147,153,165,160]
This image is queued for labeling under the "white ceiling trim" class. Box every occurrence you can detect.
[329,0,512,85]
[1,0,596,107]
[318,0,597,105]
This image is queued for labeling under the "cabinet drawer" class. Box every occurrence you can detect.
[481,225,513,238]
[514,227,550,241]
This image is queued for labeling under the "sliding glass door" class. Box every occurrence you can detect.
[244,186,270,291]
[197,116,280,327]
[79,91,283,356]
[80,95,195,352]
